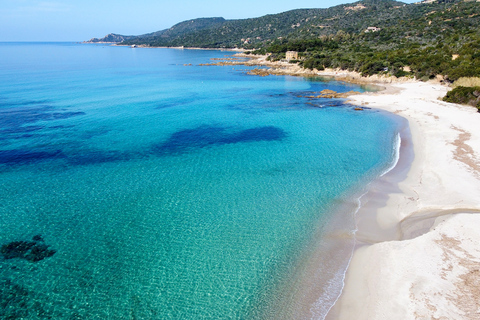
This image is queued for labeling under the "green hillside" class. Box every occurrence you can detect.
[87,0,480,81]
[260,0,480,81]
[88,0,408,48]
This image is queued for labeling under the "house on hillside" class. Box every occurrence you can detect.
[286,51,299,60]
[365,27,381,33]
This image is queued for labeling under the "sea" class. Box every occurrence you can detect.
[0,42,401,319]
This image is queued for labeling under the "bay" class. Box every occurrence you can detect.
[0,42,400,319]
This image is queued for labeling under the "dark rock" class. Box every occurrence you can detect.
[0,279,50,318]
[25,244,56,263]
[1,236,56,263]
[32,235,43,242]
[1,241,35,260]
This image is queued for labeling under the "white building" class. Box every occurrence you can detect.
[365,27,381,33]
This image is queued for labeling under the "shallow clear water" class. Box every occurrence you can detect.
[0,43,400,319]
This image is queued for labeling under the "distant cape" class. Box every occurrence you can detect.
[84,17,227,44]
[84,33,136,43]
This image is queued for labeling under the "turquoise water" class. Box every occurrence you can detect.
[0,43,400,319]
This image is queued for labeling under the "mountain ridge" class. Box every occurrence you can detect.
[85,0,480,83]
[85,0,408,47]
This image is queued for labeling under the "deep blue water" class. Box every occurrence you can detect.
[0,42,400,319]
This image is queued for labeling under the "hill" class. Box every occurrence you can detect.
[87,0,410,47]
[86,33,136,43]
[87,0,480,82]
[86,17,226,45]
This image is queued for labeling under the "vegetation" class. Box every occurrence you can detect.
[87,33,136,43]
[259,0,480,82]
[89,0,480,82]
[453,77,480,88]
[443,86,480,111]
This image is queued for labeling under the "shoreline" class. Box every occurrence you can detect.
[204,52,480,318]
[295,110,409,320]
[258,109,409,320]
[207,53,423,85]
[86,42,247,51]
[327,82,480,319]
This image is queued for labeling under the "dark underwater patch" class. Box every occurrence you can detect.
[0,149,64,165]
[0,146,135,167]
[155,101,190,110]
[0,105,85,129]
[159,126,227,153]
[51,111,85,120]
[1,235,56,263]
[220,126,286,144]
[1,124,286,167]
[153,125,287,155]
[0,236,55,317]
[155,96,198,110]
[0,279,52,318]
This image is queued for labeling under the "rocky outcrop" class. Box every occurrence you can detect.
[304,89,362,99]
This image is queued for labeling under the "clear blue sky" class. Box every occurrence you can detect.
[0,0,415,42]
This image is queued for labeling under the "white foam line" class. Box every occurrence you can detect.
[313,194,365,320]
[314,131,402,319]
[380,132,401,177]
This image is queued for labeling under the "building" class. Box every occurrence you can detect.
[286,51,299,60]
[365,27,381,33]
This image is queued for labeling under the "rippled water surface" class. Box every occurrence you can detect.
[0,42,399,319]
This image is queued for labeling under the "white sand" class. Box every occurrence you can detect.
[328,82,480,319]
[225,55,480,318]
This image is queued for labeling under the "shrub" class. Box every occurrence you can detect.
[360,61,386,76]
[443,86,480,112]
[301,57,325,70]
[393,69,410,78]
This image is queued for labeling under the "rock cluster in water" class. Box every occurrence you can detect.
[1,235,56,262]
[303,89,362,99]
[0,279,52,318]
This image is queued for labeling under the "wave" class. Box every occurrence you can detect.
[315,130,403,319]
[380,132,401,177]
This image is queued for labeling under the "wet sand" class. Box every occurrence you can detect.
[327,82,480,320]
[202,54,480,318]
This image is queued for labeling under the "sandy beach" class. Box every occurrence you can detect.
[203,54,480,318]
[326,81,480,319]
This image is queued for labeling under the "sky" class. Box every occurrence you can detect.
[0,0,416,42]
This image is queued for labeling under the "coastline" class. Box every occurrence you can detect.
[204,53,480,318]
[265,110,409,320]
[86,42,247,51]
[326,81,480,319]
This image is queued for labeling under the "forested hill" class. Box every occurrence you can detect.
[123,0,410,49]
[87,0,480,82]
[87,0,476,49]
[89,0,409,47]
[86,17,226,45]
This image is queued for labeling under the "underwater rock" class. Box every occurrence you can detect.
[0,279,51,318]
[0,279,30,318]
[1,235,56,263]
[32,235,43,242]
